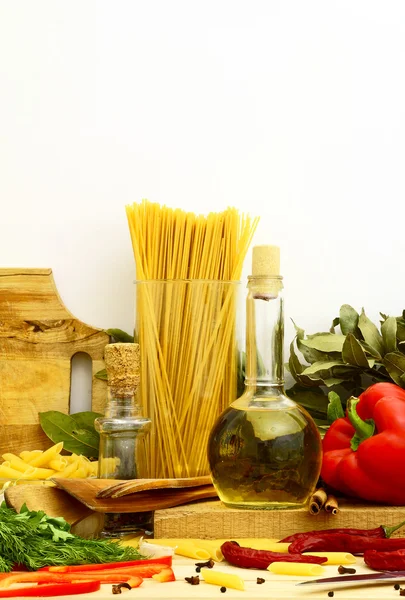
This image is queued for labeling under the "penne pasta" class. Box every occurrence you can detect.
[201,568,245,591]
[22,466,55,479]
[174,543,211,560]
[0,465,27,479]
[303,552,356,565]
[48,458,68,471]
[2,454,31,473]
[19,450,42,461]
[28,442,64,467]
[268,562,325,576]
[69,466,87,479]
[52,459,79,479]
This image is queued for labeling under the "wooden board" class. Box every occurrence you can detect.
[154,498,405,539]
[0,268,109,455]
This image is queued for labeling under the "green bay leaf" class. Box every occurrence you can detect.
[358,309,384,356]
[383,352,405,387]
[39,411,100,457]
[327,391,345,424]
[339,305,360,336]
[381,316,397,353]
[342,333,370,368]
[300,334,346,353]
[105,329,134,343]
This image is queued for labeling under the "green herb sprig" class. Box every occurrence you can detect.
[0,503,142,571]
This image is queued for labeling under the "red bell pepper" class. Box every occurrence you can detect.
[0,572,143,588]
[322,382,405,504]
[151,568,176,582]
[41,555,172,572]
[0,581,100,597]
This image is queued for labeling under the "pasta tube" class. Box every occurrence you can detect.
[28,443,64,467]
[303,552,356,565]
[201,569,245,591]
[1,454,31,473]
[268,562,325,576]
[19,450,42,461]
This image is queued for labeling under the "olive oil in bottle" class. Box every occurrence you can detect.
[208,246,322,509]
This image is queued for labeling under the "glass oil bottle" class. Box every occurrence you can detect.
[208,246,322,509]
[95,343,151,535]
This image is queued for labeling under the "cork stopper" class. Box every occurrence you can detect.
[104,343,140,396]
[252,245,280,277]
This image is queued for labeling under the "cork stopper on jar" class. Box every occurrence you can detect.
[104,343,140,397]
[252,245,280,277]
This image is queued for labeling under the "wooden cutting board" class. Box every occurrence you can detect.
[0,268,109,455]
[153,498,405,539]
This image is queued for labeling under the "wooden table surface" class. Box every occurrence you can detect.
[10,556,399,599]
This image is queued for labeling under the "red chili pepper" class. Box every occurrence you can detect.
[321,383,405,504]
[221,541,327,569]
[279,520,405,543]
[0,580,101,597]
[364,549,405,571]
[40,555,172,572]
[289,534,405,555]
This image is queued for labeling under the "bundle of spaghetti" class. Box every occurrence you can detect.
[126,200,259,478]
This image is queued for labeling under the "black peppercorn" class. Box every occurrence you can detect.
[328,592,334,598]
[395,584,401,590]
[220,586,227,593]
[195,567,201,573]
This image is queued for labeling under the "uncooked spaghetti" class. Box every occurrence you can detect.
[126,200,259,478]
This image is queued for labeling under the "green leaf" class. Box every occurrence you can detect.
[381,316,397,353]
[105,329,134,343]
[39,411,100,457]
[300,334,346,353]
[323,377,345,387]
[396,320,405,343]
[71,411,103,431]
[327,391,345,424]
[342,333,370,368]
[329,317,340,333]
[358,309,385,356]
[94,369,107,381]
[360,341,382,360]
[383,352,405,387]
[286,385,328,417]
[302,360,348,378]
[339,305,360,336]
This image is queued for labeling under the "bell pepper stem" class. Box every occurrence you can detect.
[383,519,405,538]
[347,397,375,451]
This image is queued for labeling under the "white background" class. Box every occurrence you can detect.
[1,1,405,406]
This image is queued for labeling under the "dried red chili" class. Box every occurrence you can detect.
[364,549,405,571]
[221,541,327,569]
[289,534,405,555]
[279,519,405,543]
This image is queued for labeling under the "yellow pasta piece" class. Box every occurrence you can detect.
[0,465,25,479]
[19,450,42,461]
[201,569,245,591]
[52,459,79,479]
[68,466,87,479]
[303,552,356,565]
[195,540,223,561]
[22,466,55,479]
[175,543,210,560]
[268,562,325,576]
[148,539,222,561]
[1,454,31,473]
[28,443,63,467]
[48,458,68,471]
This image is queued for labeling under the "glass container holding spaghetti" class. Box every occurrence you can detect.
[126,200,259,479]
[134,279,240,478]
[208,246,322,509]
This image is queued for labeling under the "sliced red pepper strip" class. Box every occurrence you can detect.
[0,580,101,597]
[221,541,327,569]
[151,568,176,582]
[0,572,143,587]
[40,555,172,572]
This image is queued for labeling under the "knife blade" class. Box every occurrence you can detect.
[297,571,405,587]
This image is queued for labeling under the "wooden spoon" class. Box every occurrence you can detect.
[52,477,218,513]
[97,475,213,499]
